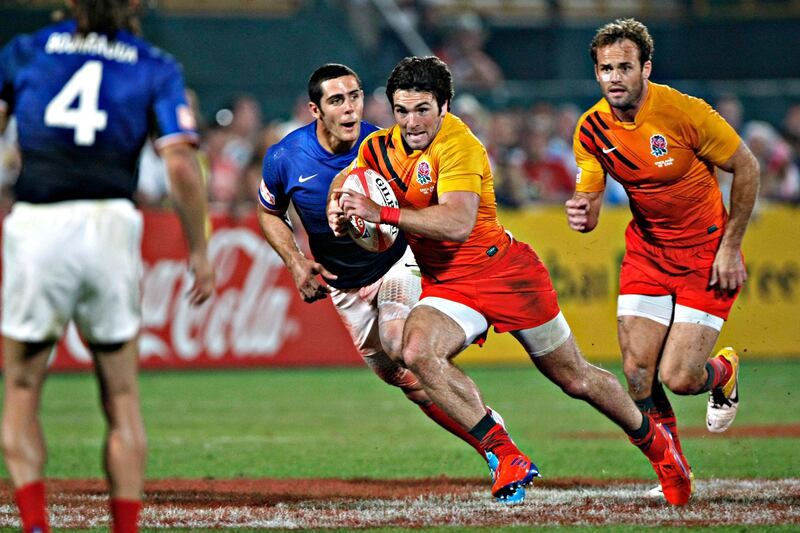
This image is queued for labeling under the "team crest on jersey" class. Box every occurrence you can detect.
[416,161,432,185]
[259,180,276,205]
[650,134,668,157]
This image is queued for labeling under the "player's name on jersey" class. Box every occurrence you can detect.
[45,32,138,64]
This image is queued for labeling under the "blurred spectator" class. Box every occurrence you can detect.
[346,0,433,83]
[712,95,746,204]
[715,94,744,132]
[744,120,800,203]
[435,12,504,93]
[782,103,800,171]
[233,154,264,218]
[522,122,573,203]
[275,93,314,139]
[208,94,264,213]
[452,93,490,143]
[486,110,527,207]
[363,89,394,128]
[547,103,580,177]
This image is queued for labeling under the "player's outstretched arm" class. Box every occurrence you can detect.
[161,142,214,305]
[710,142,760,290]
[565,191,603,233]
[257,205,336,303]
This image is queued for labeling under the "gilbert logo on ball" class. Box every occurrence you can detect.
[341,167,400,252]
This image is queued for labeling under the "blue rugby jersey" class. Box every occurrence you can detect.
[259,121,407,290]
[0,20,198,203]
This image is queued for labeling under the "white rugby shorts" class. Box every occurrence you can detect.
[2,199,143,344]
[329,246,420,357]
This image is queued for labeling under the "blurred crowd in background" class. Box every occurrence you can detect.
[1,88,797,219]
[0,2,798,218]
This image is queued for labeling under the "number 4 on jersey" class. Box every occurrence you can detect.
[44,60,108,146]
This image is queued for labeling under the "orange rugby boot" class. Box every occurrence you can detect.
[648,423,693,506]
[491,453,539,500]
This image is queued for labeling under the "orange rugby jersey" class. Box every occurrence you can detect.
[573,82,741,246]
[356,113,507,282]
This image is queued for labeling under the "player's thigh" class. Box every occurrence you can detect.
[403,302,473,364]
[1,202,83,343]
[617,293,671,362]
[91,339,141,401]
[523,332,588,386]
[330,280,382,357]
[90,339,145,443]
[74,201,143,345]
[659,318,721,383]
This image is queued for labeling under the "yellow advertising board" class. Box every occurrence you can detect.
[460,204,800,364]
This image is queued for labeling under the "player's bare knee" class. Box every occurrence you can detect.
[0,427,43,469]
[661,371,701,395]
[559,375,593,399]
[623,360,654,396]
[401,341,436,373]
[0,427,19,461]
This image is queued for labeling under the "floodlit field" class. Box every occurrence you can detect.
[1,360,798,530]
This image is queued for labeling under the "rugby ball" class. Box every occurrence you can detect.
[341,167,400,252]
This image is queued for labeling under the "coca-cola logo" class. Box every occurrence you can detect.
[62,227,301,364]
[148,228,300,360]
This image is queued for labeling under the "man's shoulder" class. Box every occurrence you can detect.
[650,82,708,108]
[1,21,63,61]
[437,113,485,152]
[649,82,711,123]
[263,122,319,180]
[269,121,315,157]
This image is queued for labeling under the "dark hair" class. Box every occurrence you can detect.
[307,64,362,107]
[73,0,135,36]
[590,18,654,66]
[385,56,454,110]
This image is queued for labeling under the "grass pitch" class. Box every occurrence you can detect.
[0,359,798,530]
[4,359,798,481]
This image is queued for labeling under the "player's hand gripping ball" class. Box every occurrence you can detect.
[341,167,399,252]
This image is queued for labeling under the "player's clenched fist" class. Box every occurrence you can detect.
[565,196,591,231]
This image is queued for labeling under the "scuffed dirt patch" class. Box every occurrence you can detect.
[0,477,798,528]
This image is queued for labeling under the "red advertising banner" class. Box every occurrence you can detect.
[3,209,362,371]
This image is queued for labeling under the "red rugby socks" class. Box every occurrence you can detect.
[14,480,50,533]
[419,402,485,459]
[637,387,684,456]
[627,414,668,462]
[111,498,142,533]
[703,354,734,392]
[469,413,521,459]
